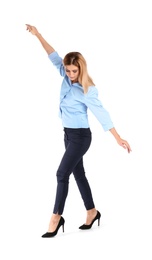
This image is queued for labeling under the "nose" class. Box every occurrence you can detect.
[69,71,74,77]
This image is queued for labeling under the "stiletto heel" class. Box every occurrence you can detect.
[98,217,100,226]
[42,216,65,238]
[79,210,101,230]
[62,223,64,233]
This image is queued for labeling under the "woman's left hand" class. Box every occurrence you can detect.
[117,137,132,153]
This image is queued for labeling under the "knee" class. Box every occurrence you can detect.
[56,170,69,183]
[73,170,86,182]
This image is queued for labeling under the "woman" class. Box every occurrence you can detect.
[26,24,132,238]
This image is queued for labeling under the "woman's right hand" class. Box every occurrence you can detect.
[26,24,39,36]
[25,24,55,54]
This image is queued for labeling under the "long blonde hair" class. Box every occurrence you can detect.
[63,52,95,94]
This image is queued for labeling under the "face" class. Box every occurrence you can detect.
[65,65,79,83]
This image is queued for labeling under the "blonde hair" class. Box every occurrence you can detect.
[63,52,95,94]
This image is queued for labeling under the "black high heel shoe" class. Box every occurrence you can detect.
[41,216,65,238]
[79,210,101,230]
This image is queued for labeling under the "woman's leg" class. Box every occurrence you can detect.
[53,128,92,214]
[73,158,95,210]
[73,158,98,225]
[48,128,92,232]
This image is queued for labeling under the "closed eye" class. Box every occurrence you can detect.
[66,69,78,73]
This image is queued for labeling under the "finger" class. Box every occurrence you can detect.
[122,143,127,149]
[26,24,32,30]
[126,145,131,153]
[128,148,131,153]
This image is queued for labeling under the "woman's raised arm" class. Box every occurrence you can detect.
[26,24,55,55]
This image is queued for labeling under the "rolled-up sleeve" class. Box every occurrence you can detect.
[48,51,65,77]
[84,86,114,131]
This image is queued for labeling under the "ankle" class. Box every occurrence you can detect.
[51,214,61,223]
[87,208,97,216]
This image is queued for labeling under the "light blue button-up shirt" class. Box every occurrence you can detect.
[48,51,114,131]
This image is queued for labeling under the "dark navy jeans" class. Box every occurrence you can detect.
[53,127,95,214]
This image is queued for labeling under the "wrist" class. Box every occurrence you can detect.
[115,135,121,142]
[109,128,121,141]
[36,32,41,38]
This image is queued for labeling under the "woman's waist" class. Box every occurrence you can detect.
[64,127,91,136]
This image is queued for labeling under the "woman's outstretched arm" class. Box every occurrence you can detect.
[26,24,55,55]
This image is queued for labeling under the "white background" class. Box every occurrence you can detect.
[0,0,152,259]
